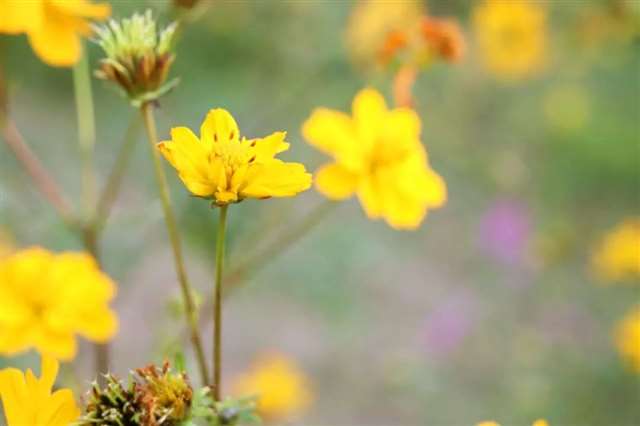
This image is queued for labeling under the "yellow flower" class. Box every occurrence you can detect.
[0,355,80,425]
[158,109,312,205]
[473,0,546,80]
[0,247,118,360]
[0,0,110,67]
[614,306,640,373]
[303,88,446,230]
[591,218,640,283]
[232,352,312,421]
[477,421,549,426]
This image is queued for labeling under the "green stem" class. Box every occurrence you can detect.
[73,45,97,218]
[213,204,228,401]
[73,45,109,378]
[140,101,210,386]
[92,116,140,233]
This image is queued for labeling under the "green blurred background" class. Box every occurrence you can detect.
[1,0,639,424]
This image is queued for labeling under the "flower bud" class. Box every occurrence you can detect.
[93,10,179,106]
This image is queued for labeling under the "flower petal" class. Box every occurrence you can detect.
[43,389,80,425]
[315,163,358,200]
[0,0,43,34]
[302,108,363,171]
[27,8,82,67]
[0,368,31,425]
[241,160,312,199]
[200,108,240,147]
[352,88,387,146]
[252,131,290,162]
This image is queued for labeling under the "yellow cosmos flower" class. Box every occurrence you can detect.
[473,0,546,80]
[0,355,80,425]
[158,109,312,205]
[614,306,640,373]
[0,0,110,67]
[303,88,446,230]
[591,218,640,283]
[232,352,312,422]
[0,247,118,360]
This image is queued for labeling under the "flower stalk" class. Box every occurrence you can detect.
[213,204,228,401]
[73,44,98,218]
[140,101,209,386]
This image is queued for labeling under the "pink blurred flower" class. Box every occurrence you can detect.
[423,292,476,357]
[479,199,531,266]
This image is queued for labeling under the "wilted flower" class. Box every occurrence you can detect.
[0,0,110,67]
[0,355,80,425]
[158,108,312,205]
[591,218,640,283]
[93,10,179,106]
[614,306,640,373]
[232,352,312,422]
[473,0,546,80]
[303,88,446,230]
[81,361,193,425]
[0,247,118,360]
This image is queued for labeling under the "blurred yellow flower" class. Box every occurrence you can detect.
[303,88,447,230]
[477,421,549,426]
[232,352,312,422]
[473,0,546,80]
[591,218,640,283]
[0,247,118,360]
[345,0,424,68]
[0,0,110,67]
[158,108,312,206]
[0,355,80,425]
[614,306,640,373]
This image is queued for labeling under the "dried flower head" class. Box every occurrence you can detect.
[81,361,193,425]
[93,10,179,106]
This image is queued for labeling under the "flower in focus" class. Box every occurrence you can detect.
[93,10,179,106]
[303,88,447,230]
[590,218,640,283]
[0,355,80,425]
[0,247,118,360]
[479,199,531,266]
[232,352,312,422]
[614,306,640,373]
[473,0,546,80]
[158,108,312,206]
[0,0,110,67]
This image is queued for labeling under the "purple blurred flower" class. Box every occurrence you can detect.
[479,199,531,266]
[422,292,476,357]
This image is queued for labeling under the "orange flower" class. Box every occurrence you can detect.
[420,16,465,63]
